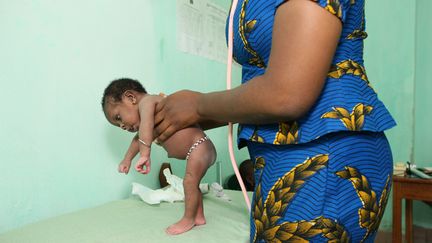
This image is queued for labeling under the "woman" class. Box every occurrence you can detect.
[155,0,395,242]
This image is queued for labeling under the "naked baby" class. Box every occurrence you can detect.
[101,78,216,235]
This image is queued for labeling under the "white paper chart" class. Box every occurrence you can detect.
[176,0,228,63]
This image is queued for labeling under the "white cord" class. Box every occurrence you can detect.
[226,0,251,212]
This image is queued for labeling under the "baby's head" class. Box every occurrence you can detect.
[225,159,255,191]
[101,78,147,132]
[239,159,255,191]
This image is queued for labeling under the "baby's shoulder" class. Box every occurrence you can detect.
[138,94,163,108]
[144,93,164,102]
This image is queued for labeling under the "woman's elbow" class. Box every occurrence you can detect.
[273,95,316,121]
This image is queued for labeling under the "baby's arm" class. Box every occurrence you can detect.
[135,95,163,174]
[118,135,140,174]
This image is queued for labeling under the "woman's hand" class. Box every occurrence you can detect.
[154,90,202,142]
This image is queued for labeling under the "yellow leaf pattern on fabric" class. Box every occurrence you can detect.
[347,30,368,39]
[336,167,391,242]
[348,1,366,40]
[325,0,343,19]
[321,103,373,131]
[245,20,257,33]
[328,59,371,87]
[274,121,299,145]
[255,156,266,171]
[251,155,358,242]
[250,126,265,143]
[253,155,330,242]
[239,0,266,68]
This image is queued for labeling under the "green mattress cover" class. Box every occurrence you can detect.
[0,190,251,243]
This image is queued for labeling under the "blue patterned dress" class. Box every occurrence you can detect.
[227,0,396,242]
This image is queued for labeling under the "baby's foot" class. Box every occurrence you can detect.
[166,218,195,235]
[194,214,206,226]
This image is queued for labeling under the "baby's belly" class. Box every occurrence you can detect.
[160,126,205,159]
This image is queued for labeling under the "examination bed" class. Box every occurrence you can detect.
[0,190,250,243]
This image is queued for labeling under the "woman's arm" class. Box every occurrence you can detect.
[155,0,341,141]
[199,120,228,131]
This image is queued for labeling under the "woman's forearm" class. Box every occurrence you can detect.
[199,120,228,130]
[198,75,310,124]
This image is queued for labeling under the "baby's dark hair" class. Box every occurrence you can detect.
[239,159,254,191]
[224,159,255,191]
[101,78,147,110]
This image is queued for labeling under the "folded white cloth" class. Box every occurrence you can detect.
[131,182,183,204]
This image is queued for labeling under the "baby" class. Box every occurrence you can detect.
[101,78,217,235]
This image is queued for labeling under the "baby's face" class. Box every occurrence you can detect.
[104,98,140,133]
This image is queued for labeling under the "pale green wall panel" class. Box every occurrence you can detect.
[414,0,432,167]
[1,0,430,235]
[0,0,242,233]
[364,0,416,231]
[365,0,416,163]
[413,0,432,228]
[0,0,159,232]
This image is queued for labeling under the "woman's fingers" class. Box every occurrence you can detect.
[154,98,165,125]
[157,124,178,142]
[154,90,202,141]
[154,117,169,139]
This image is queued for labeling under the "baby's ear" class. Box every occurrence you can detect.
[123,90,137,104]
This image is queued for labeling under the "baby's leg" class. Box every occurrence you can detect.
[194,192,205,225]
[166,140,216,235]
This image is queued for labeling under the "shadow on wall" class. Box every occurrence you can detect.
[104,126,131,159]
[102,125,162,188]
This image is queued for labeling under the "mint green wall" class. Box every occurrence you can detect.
[414,0,432,168]
[364,0,416,231]
[1,0,430,235]
[365,0,416,163]
[365,0,432,231]
[0,0,243,233]
[413,0,432,228]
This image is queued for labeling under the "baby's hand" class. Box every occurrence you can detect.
[135,156,151,174]
[118,159,131,174]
